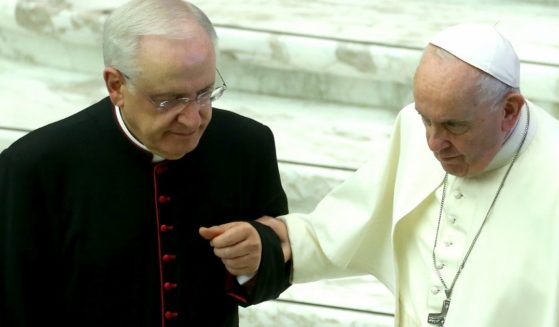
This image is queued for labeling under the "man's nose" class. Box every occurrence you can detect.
[426,126,450,153]
[176,102,202,127]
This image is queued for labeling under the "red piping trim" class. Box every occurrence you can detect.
[153,163,166,327]
[227,292,248,304]
[225,274,248,304]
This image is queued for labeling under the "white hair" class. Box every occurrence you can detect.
[475,72,520,110]
[103,0,217,82]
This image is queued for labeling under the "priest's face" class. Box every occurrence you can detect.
[413,49,510,177]
[118,31,216,160]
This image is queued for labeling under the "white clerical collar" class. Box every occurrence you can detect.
[483,102,531,172]
[114,105,165,163]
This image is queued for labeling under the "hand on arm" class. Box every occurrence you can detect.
[256,216,291,263]
[199,222,262,276]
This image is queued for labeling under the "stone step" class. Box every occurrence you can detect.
[207,0,559,115]
[203,0,559,65]
[273,276,395,315]
[1,0,558,115]
[241,278,395,326]
[216,25,559,117]
[5,0,559,66]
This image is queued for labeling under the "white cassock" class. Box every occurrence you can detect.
[281,100,559,326]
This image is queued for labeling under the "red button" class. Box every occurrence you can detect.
[162,254,176,262]
[158,195,171,204]
[160,225,175,232]
[164,311,178,319]
[155,165,168,175]
[164,282,178,290]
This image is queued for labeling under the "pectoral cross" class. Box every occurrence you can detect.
[427,299,451,326]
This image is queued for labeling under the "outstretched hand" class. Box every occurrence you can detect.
[199,222,262,276]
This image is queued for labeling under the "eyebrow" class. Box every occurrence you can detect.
[197,83,214,94]
[416,110,469,125]
[152,82,215,99]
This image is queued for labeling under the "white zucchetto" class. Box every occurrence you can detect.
[430,23,520,88]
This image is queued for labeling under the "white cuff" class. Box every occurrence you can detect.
[236,273,256,285]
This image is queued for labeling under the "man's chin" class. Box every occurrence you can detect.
[160,153,186,160]
[440,162,467,177]
[153,142,199,160]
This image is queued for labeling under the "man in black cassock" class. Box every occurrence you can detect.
[0,0,290,326]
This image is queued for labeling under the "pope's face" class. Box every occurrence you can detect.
[119,31,216,160]
[413,49,509,177]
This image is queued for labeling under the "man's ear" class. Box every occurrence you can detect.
[501,93,524,133]
[103,67,126,107]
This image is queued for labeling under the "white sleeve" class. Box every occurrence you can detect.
[279,108,411,287]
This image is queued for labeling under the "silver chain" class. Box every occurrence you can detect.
[432,107,530,300]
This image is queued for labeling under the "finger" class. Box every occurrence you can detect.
[225,265,256,276]
[222,255,261,276]
[225,266,255,277]
[222,255,259,270]
[199,226,223,241]
[198,222,239,241]
[213,239,260,259]
[210,223,254,248]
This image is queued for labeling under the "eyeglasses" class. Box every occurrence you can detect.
[120,69,227,114]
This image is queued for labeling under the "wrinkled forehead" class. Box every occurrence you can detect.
[135,34,216,89]
[414,65,488,121]
[414,103,479,125]
[415,58,477,96]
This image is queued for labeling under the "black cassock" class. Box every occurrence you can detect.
[0,97,290,326]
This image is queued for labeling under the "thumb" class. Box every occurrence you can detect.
[199,225,226,241]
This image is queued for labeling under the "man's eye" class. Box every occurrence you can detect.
[153,96,172,103]
[197,88,212,96]
[158,100,172,108]
[445,122,469,135]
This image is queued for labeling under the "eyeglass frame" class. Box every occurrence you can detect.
[118,68,228,114]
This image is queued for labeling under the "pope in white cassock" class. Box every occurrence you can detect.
[257,23,559,326]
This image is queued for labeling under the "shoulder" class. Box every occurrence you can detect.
[195,108,278,158]
[209,108,271,133]
[205,108,275,144]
